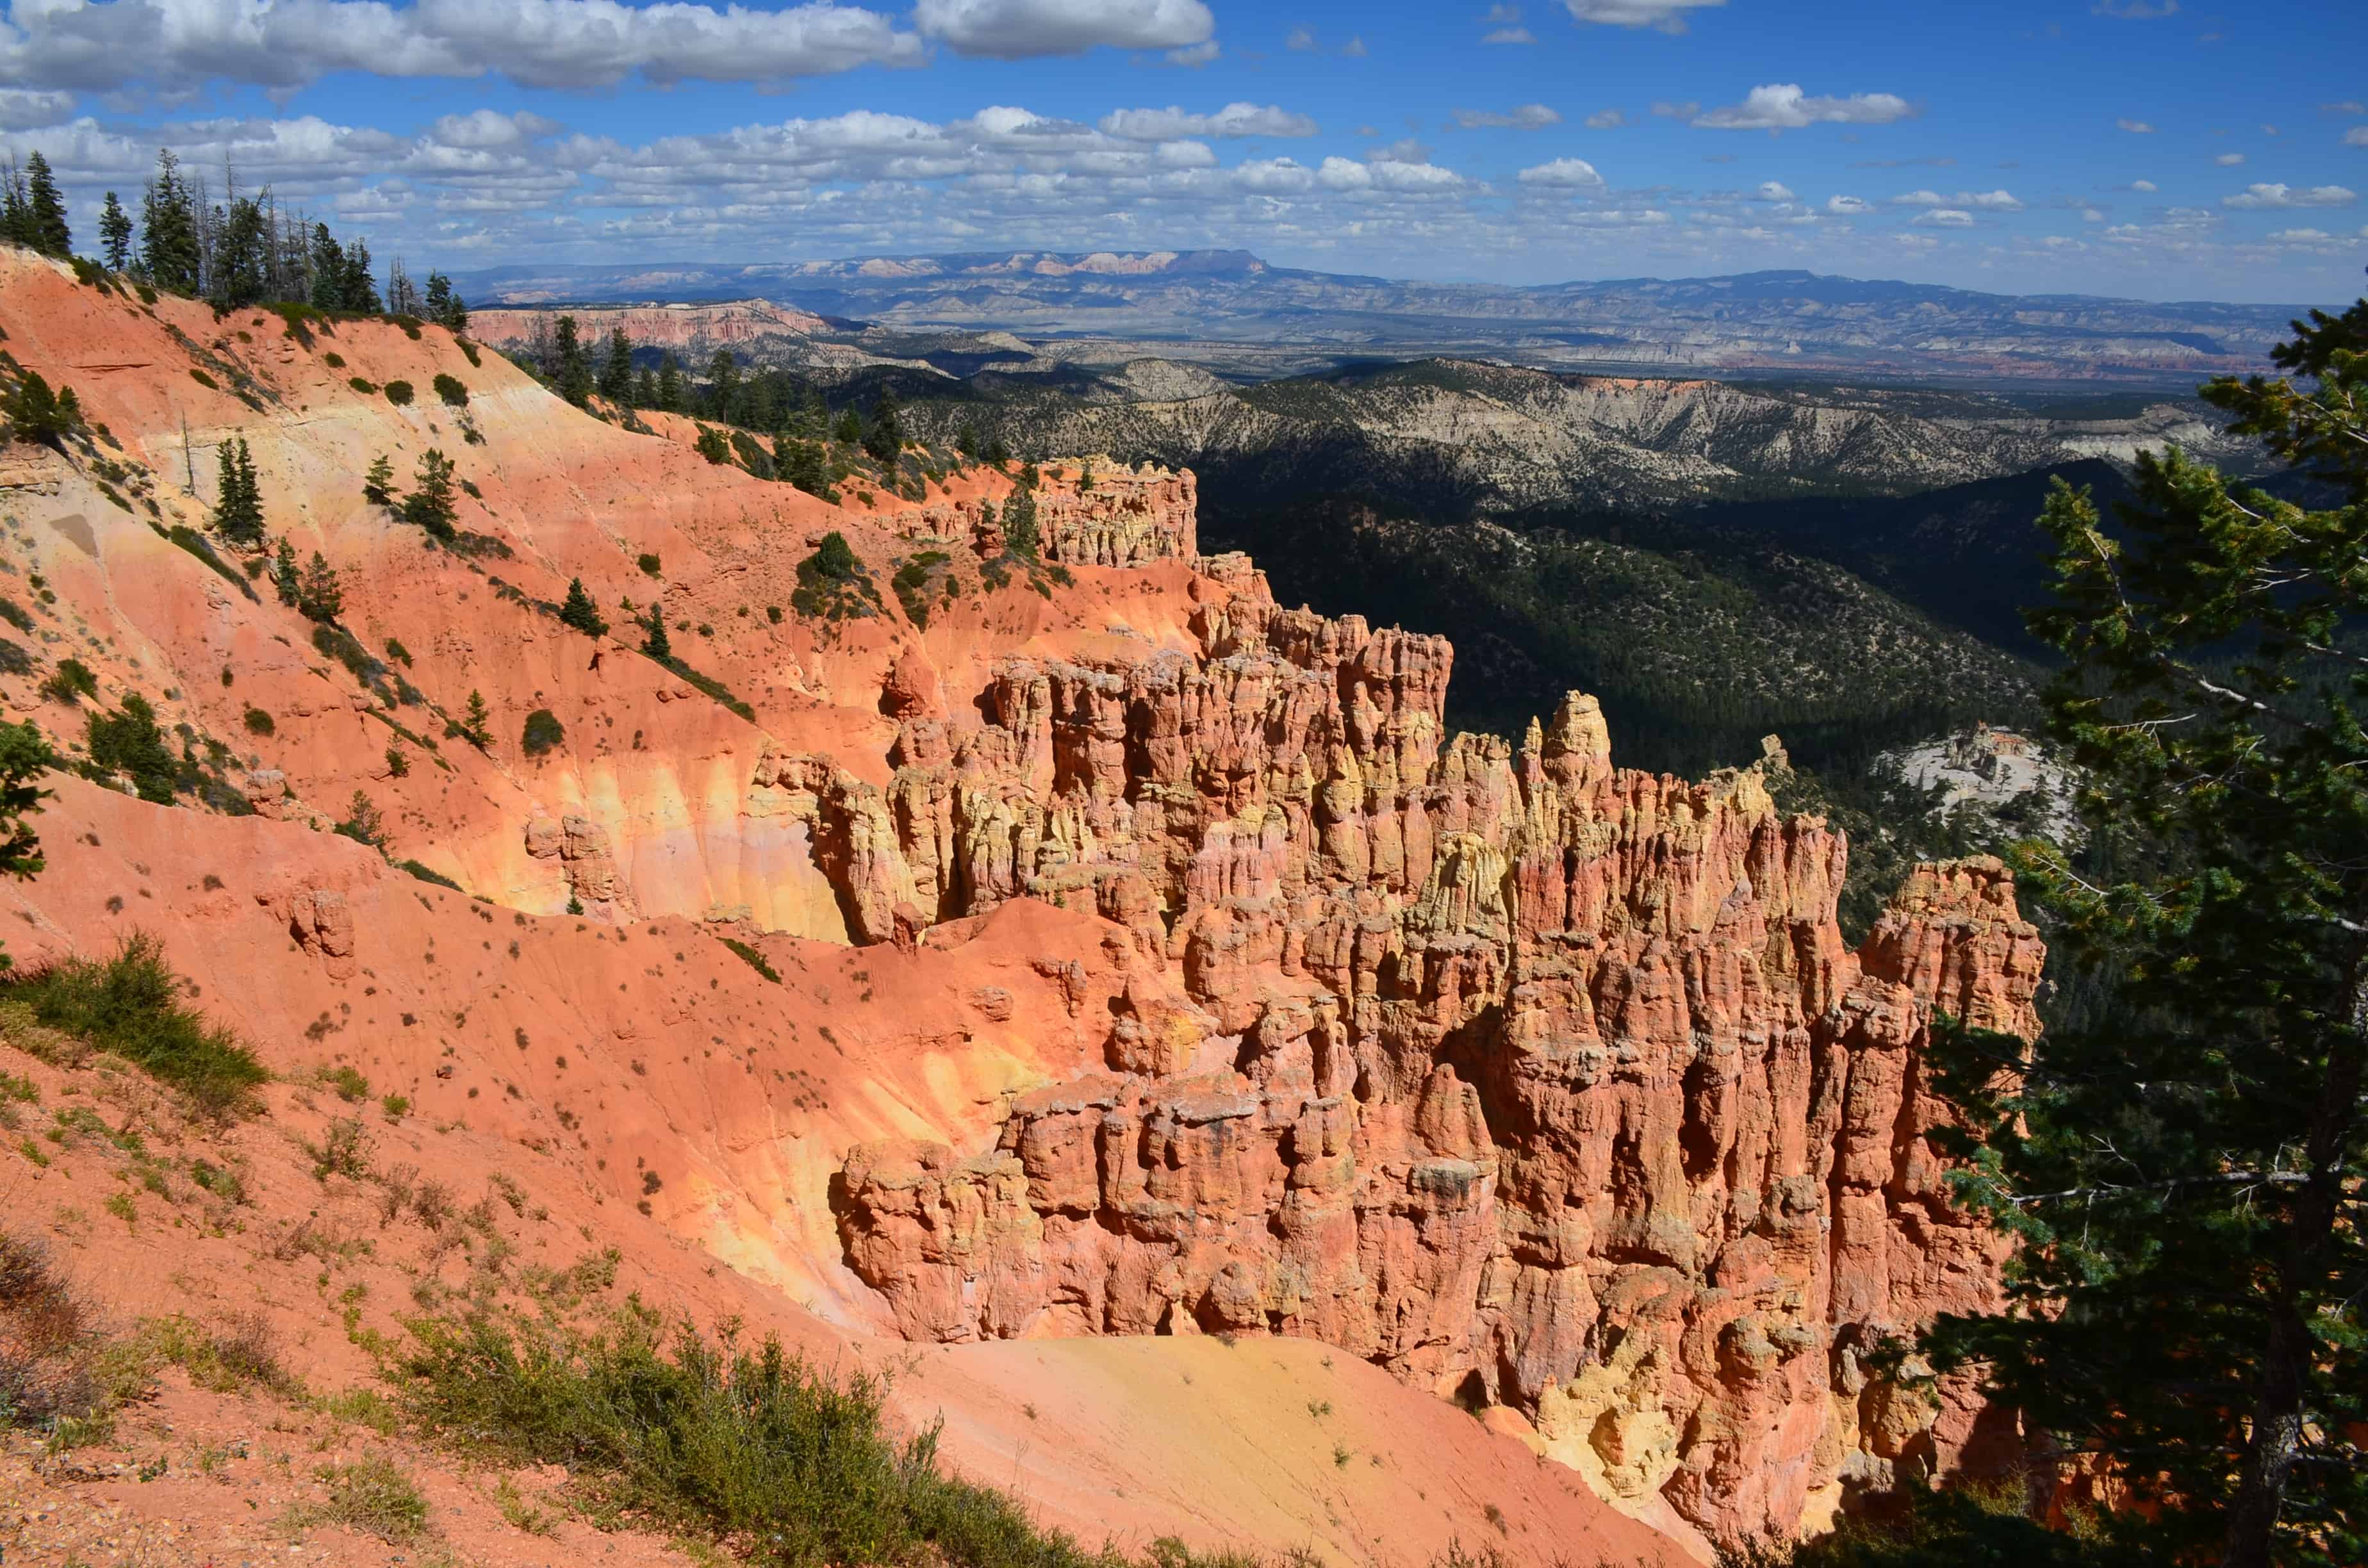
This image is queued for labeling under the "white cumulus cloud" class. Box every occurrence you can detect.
[1098,103,1315,140]
[0,0,932,92]
[1232,156,1313,193]
[915,0,1214,58]
[1825,194,1873,214]
[1517,156,1606,188]
[1757,181,1795,201]
[1912,208,1975,226]
[1561,1,1725,33]
[1893,188,2022,209]
[1451,104,1561,130]
[2216,152,2246,165]
[2220,182,2356,209]
[2117,118,2157,134]
[1693,85,1916,132]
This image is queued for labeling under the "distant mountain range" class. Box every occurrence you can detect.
[448,250,2309,386]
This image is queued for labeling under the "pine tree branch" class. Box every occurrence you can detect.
[2011,1170,2308,1206]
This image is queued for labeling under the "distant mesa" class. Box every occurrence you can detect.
[447,250,2302,386]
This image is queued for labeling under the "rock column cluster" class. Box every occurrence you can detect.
[811,553,2041,1542]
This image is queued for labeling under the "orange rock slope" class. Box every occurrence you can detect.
[0,245,2039,1558]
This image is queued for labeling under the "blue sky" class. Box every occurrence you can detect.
[1,0,2363,302]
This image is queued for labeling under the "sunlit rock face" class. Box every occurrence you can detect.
[833,564,2043,1545]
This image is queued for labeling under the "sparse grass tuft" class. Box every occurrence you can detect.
[390,1303,1262,1568]
[302,1453,429,1541]
[0,933,267,1116]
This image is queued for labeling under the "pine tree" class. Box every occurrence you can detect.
[0,719,56,956]
[634,366,658,411]
[641,601,671,662]
[862,389,903,465]
[272,538,299,606]
[363,453,395,507]
[214,440,236,530]
[775,436,826,496]
[1928,289,2368,1568]
[423,272,465,332]
[1003,484,1039,559]
[22,152,68,259]
[655,354,683,414]
[140,149,202,294]
[546,315,589,407]
[213,439,261,546]
[336,789,386,850]
[402,449,457,539]
[0,159,31,250]
[559,578,607,638]
[6,372,70,448]
[598,329,634,405]
[296,552,343,622]
[308,224,345,311]
[340,236,380,313]
[706,350,739,425]
[210,193,268,309]
[956,424,978,460]
[834,405,863,446]
[97,192,131,272]
[459,690,491,749]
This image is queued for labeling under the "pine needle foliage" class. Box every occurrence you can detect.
[1925,284,2368,1568]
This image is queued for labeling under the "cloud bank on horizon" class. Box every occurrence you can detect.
[0,0,2362,302]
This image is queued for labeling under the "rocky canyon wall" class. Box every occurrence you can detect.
[0,247,2038,1553]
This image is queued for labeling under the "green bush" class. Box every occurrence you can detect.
[85,694,176,803]
[383,380,415,407]
[791,532,880,621]
[349,377,378,395]
[188,368,217,390]
[636,552,661,576]
[324,352,346,369]
[432,373,468,407]
[394,1306,1176,1568]
[242,706,274,737]
[396,859,461,892]
[165,526,261,603]
[720,937,780,983]
[892,552,948,630]
[40,658,97,705]
[1,933,267,1116]
[520,708,564,757]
